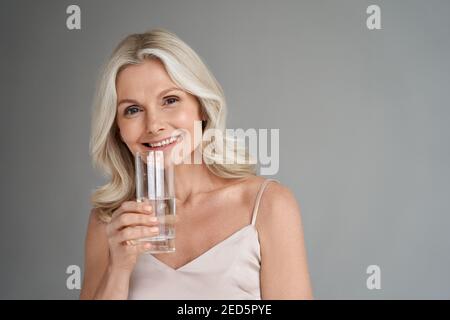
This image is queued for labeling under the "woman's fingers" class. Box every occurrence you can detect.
[112,213,158,231]
[111,200,153,220]
[113,225,160,244]
[122,240,152,253]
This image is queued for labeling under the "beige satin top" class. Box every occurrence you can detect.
[128,179,278,300]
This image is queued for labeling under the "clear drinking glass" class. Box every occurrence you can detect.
[135,150,176,253]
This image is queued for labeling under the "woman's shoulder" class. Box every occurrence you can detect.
[210,175,299,226]
[239,176,301,227]
[233,176,297,213]
[238,175,293,199]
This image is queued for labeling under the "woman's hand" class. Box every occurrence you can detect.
[105,200,159,274]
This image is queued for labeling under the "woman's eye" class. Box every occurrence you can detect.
[124,106,140,116]
[164,97,179,106]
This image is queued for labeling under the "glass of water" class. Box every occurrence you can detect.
[135,150,176,253]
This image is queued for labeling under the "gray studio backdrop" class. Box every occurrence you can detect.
[1,0,449,299]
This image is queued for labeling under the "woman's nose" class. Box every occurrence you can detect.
[145,112,166,135]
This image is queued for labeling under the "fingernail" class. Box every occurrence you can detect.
[150,227,159,232]
[149,216,157,222]
[144,205,152,212]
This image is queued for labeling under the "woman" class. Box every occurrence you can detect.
[80,28,312,300]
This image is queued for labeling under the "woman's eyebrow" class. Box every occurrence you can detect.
[117,87,183,106]
[117,98,140,106]
[158,87,184,97]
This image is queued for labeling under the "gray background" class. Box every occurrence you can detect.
[1,0,449,299]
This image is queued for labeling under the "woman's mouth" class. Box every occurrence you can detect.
[142,134,182,151]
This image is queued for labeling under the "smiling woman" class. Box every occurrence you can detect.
[81,28,313,300]
[115,59,204,160]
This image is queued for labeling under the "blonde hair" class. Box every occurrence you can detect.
[89,28,256,222]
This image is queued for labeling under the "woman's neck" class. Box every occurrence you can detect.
[173,161,223,205]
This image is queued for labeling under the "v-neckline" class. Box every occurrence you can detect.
[146,224,257,272]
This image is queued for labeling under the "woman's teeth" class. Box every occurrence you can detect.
[146,135,178,148]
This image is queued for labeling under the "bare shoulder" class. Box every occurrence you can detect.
[252,179,313,299]
[85,208,109,239]
[260,180,300,216]
[79,208,109,299]
[88,208,106,226]
[254,178,303,238]
[240,177,299,219]
[232,176,301,226]
[245,177,302,244]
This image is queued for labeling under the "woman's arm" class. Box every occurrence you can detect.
[258,182,313,299]
[79,209,131,300]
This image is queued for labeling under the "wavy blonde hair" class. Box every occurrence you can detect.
[89,28,256,222]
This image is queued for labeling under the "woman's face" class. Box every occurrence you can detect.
[115,58,203,162]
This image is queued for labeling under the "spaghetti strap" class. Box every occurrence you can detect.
[251,179,279,226]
